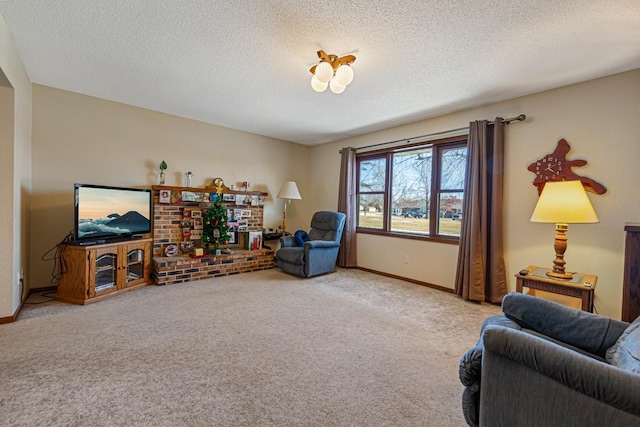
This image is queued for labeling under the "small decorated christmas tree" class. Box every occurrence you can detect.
[202,201,230,254]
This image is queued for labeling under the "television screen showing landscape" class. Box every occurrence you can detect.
[76,186,151,239]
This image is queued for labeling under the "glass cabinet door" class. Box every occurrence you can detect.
[123,242,148,288]
[126,249,144,283]
[94,251,118,294]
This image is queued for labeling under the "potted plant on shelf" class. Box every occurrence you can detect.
[159,160,167,185]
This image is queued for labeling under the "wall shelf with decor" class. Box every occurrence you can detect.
[151,185,274,285]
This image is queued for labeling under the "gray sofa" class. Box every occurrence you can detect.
[275,211,346,278]
[459,292,640,427]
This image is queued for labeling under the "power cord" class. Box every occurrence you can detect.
[43,230,73,285]
[23,290,56,305]
[22,230,74,304]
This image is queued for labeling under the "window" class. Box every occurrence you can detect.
[356,135,467,242]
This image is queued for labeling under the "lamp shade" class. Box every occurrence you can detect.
[329,79,346,94]
[530,180,599,224]
[334,64,354,86]
[277,181,302,200]
[311,75,328,92]
[314,61,334,83]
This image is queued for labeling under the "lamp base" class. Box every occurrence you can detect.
[546,270,573,280]
[548,223,572,279]
[281,200,289,236]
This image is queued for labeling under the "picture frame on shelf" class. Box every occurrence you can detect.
[159,189,171,204]
[182,191,196,202]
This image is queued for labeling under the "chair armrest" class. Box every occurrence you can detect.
[280,236,296,247]
[501,292,628,357]
[459,316,521,388]
[304,240,340,249]
[459,316,521,427]
[483,325,640,418]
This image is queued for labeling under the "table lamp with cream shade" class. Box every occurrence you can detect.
[277,181,302,236]
[530,180,599,279]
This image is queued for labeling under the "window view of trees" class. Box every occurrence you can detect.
[437,146,466,236]
[358,157,386,229]
[357,136,467,240]
[391,148,431,234]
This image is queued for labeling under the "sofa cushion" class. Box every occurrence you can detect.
[606,316,640,373]
[308,211,346,242]
[502,292,628,357]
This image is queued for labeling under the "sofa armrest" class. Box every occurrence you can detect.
[483,325,640,418]
[459,316,521,427]
[460,316,521,388]
[302,243,340,277]
[501,292,628,357]
[280,236,296,247]
[304,240,340,249]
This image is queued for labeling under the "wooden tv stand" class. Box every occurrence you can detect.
[57,238,153,305]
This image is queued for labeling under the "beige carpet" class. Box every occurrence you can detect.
[2,268,501,426]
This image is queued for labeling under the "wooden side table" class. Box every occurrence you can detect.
[515,265,597,312]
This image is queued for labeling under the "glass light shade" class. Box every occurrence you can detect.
[277,181,302,200]
[329,79,346,94]
[334,64,354,86]
[314,61,334,83]
[311,75,328,92]
[530,180,599,224]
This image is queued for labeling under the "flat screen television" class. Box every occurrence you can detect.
[74,183,152,243]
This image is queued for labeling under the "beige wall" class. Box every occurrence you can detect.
[310,69,640,319]
[0,14,32,319]
[21,59,640,320]
[31,85,311,288]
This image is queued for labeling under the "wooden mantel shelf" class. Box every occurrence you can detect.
[152,185,267,196]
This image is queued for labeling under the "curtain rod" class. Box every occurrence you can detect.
[341,114,526,153]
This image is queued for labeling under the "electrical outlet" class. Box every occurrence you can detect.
[404,255,409,264]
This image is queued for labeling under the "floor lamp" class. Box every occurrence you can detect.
[277,181,301,236]
[530,180,599,279]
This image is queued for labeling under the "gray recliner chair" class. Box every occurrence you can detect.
[459,292,640,427]
[275,211,346,278]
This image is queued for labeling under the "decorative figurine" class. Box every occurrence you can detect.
[185,171,193,187]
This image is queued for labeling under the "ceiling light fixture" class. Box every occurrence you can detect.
[309,50,356,94]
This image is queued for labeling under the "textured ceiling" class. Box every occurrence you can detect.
[0,0,639,145]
